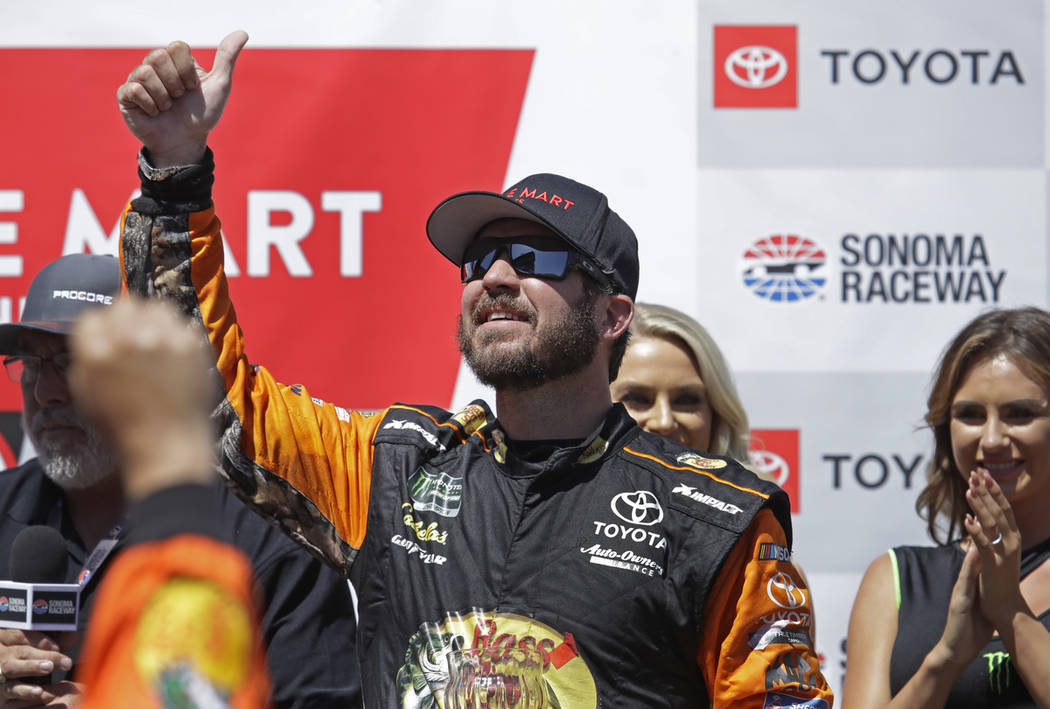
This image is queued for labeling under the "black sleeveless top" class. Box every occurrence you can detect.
[889,544,1049,708]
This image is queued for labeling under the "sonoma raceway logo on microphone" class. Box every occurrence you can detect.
[740,232,1007,305]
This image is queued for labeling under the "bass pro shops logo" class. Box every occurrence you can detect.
[741,235,826,303]
[714,25,798,108]
[396,611,597,708]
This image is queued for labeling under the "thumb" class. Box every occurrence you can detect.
[211,30,249,80]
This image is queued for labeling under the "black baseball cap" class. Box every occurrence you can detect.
[0,254,121,354]
[426,173,639,300]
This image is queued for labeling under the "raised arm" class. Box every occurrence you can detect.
[69,299,271,709]
[115,36,380,576]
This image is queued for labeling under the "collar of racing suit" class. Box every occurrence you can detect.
[448,399,642,479]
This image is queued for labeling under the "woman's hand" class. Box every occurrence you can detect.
[935,540,996,664]
[963,469,1026,627]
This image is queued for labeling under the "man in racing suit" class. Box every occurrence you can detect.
[114,31,833,708]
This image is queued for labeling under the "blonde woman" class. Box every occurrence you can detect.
[611,302,750,460]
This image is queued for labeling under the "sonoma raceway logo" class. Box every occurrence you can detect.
[741,235,826,303]
[741,232,1007,305]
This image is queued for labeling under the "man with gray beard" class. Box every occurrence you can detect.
[0,254,361,708]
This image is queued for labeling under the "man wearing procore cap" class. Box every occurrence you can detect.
[0,253,361,707]
[115,32,832,708]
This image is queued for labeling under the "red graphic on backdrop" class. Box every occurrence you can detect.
[714,26,798,108]
[0,47,533,420]
[749,429,800,513]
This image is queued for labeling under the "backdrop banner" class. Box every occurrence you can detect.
[4,0,1047,697]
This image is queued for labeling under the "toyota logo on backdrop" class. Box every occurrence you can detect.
[725,46,788,89]
[611,491,664,526]
[749,429,801,515]
[749,449,790,487]
[714,25,798,108]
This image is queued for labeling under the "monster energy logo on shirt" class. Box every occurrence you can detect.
[985,651,1012,694]
[408,466,464,517]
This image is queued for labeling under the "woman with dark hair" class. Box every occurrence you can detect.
[843,306,1050,708]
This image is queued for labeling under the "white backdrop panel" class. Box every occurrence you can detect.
[696,168,1048,372]
[699,0,1044,167]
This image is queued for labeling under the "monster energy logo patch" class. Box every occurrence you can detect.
[408,466,464,518]
[985,651,1012,694]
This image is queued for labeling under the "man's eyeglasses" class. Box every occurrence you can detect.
[460,236,614,291]
[3,353,72,383]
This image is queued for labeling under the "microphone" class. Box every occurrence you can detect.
[0,525,80,631]
[10,525,68,584]
[0,526,80,685]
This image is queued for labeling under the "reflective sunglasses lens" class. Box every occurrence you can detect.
[461,248,499,283]
[510,244,570,278]
[460,239,573,282]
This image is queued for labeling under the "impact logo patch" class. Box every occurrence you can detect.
[408,465,464,517]
[383,419,447,452]
[676,452,728,470]
[672,483,743,515]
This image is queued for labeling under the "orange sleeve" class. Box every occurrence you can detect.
[122,202,382,572]
[79,535,271,709]
[699,508,834,708]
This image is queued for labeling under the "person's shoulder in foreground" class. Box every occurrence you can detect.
[67,298,270,708]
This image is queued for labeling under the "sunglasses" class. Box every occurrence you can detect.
[460,236,613,290]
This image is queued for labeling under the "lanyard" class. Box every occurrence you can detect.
[43,493,127,586]
[76,516,126,586]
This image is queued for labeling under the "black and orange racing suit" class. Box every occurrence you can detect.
[119,149,834,708]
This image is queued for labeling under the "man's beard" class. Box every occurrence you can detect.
[25,408,118,490]
[457,291,600,391]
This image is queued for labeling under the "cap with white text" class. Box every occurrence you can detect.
[0,254,121,354]
[426,173,639,300]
